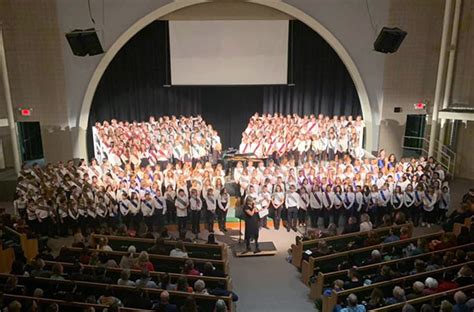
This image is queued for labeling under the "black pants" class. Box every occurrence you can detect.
[191,210,201,233]
[272,205,282,229]
[153,212,165,231]
[217,208,227,231]
[328,148,336,161]
[38,218,50,237]
[298,209,307,225]
[206,210,216,233]
[245,233,259,250]
[322,207,332,228]
[309,208,320,228]
[144,216,154,230]
[177,216,187,234]
[166,201,177,224]
[423,209,436,224]
[287,206,298,230]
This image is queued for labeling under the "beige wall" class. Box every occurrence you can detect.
[380,0,474,178]
[0,0,72,166]
[451,0,474,106]
[380,0,444,157]
[455,121,474,178]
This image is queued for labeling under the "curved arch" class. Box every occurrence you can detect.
[76,0,374,158]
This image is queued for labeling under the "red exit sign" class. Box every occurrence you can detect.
[414,102,426,110]
[19,108,32,116]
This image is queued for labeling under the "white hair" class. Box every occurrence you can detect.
[424,277,438,289]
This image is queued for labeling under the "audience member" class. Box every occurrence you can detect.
[135,269,158,288]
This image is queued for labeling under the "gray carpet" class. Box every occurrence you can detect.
[224,228,315,311]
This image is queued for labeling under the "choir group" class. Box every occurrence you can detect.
[14,114,451,239]
[92,115,222,167]
[234,148,450,233]
[239,113,366,161]
[14,159,230,237]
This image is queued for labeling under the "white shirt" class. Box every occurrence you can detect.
[175,195,189,217]
[141,198,157,217]
[205,195,217,212]
[285,191,300,208]
[190,196,202,211]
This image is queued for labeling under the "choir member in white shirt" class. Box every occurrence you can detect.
[322,185,335,228]
[67,199,80,230]
[217,188,230,232]
[378,183,391,225]
[438,185,450,222]
[165,185,177,224]
[309,185,324,228]
[298,187,310,227]
[355,185,364,217]
[141,192,157,230]
[327,132,338,161]
[271,184,285,230]
[422,186,438,227]
[258,185,271,229]
[96,195,108,228]
[390,186,404,216]
[285,185,301,232]
[189,188,202,234]
[343,185,356,219]
[204,187,217,233]
[151,189,165,231]
[412,184,424,227]
[129,191,141,230]
[175,189,189,234]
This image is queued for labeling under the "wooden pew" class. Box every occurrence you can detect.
[291,223,413,269]
[369,284,474,311]
[322,261,474,312]
[0,274,235,312]
[301,231,444,286]
[43,260,232,291]
[0,243,15,273]
[91,233,228,261]
[4,226,38,260]
[310,242,474,300]
[61,246,229,275]
[2,294,151,312]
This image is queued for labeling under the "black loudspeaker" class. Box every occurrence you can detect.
[374,27,407,53]
[65,29,104,56]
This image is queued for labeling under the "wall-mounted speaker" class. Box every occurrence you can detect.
[65,29,104,56]
[374,27,407,53]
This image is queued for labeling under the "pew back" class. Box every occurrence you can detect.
[43,260,231,290]
[322,261,474,312]
[0,274,234,312]
[61,247,229,275]
[310,243,474,300]
[4,226,38,260]
[369,284,474,312]
[301,231,444,286]
[91,234,227,261]
[291,223,413,268]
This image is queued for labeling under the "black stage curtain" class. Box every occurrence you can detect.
[88,20,361,157]
[263,21,361,116]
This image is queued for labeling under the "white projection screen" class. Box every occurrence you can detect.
[169,20,289,85]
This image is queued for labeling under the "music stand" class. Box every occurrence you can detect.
[234,204,244,244]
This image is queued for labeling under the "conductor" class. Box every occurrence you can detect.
[243,197,261,254]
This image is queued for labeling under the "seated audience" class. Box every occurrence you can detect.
[340,293,366,312]
[117,269,136,286]
[170,241,188,258]
[135,269,158,288]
